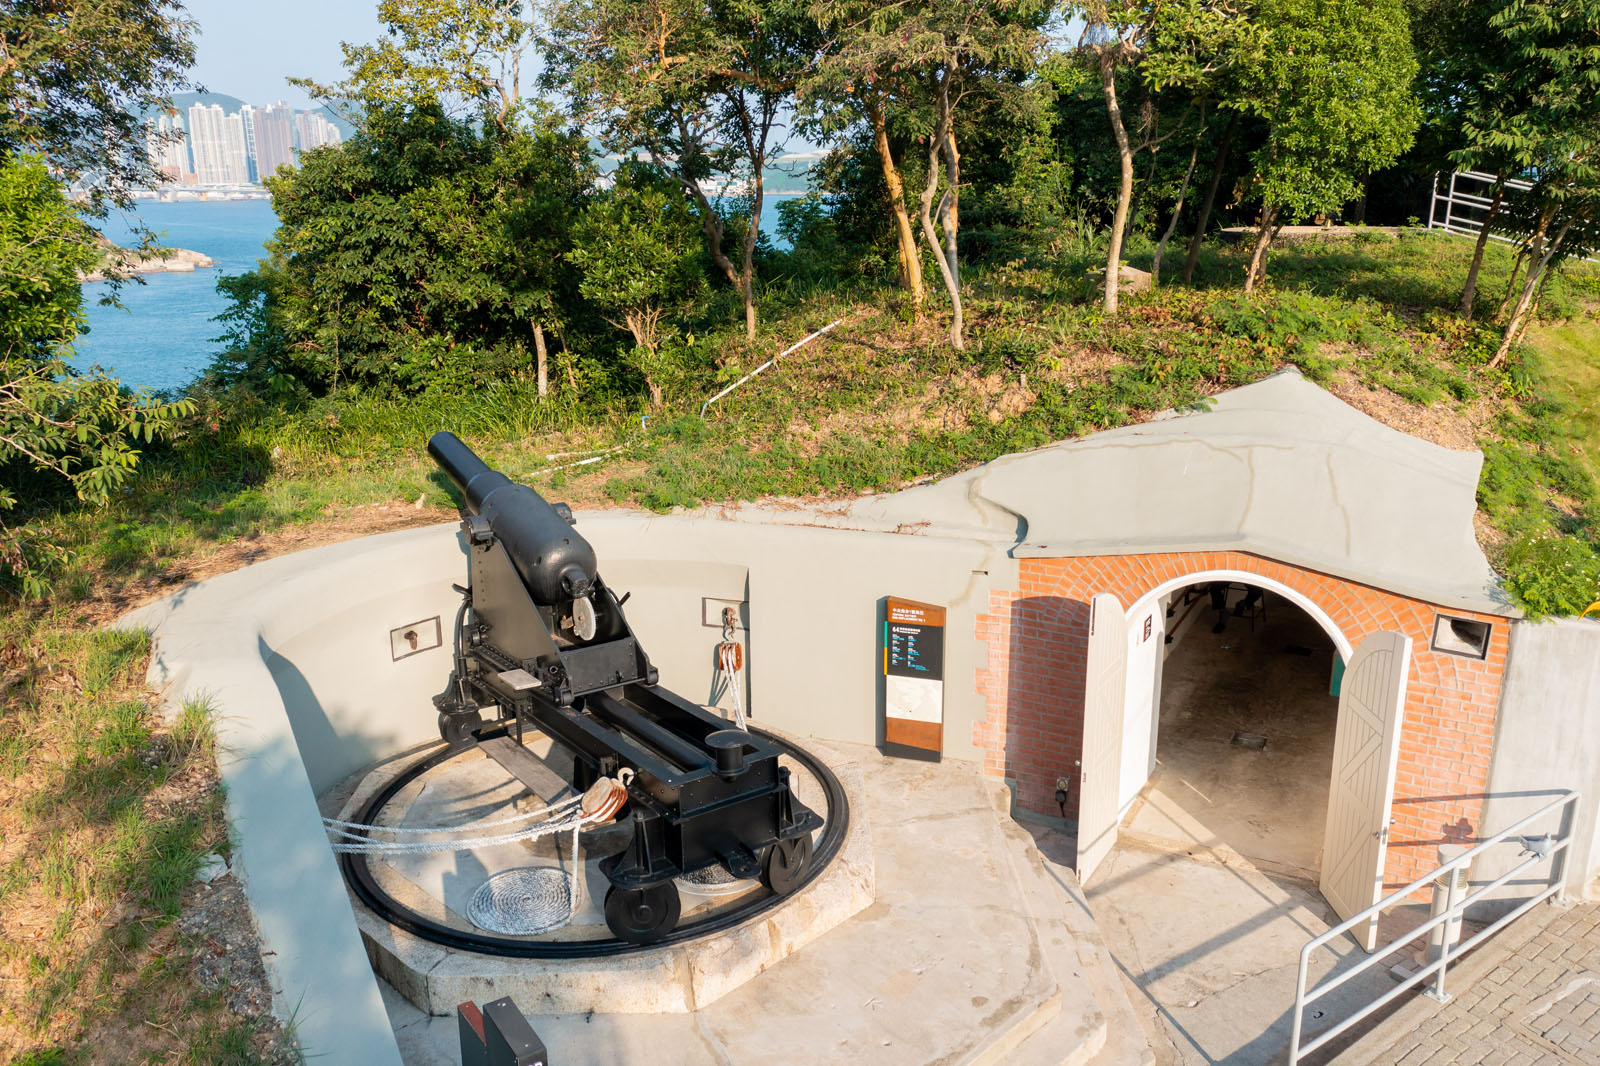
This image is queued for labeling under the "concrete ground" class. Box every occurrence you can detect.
[378,743,1153,1066]
[1330,897,1600,1066]
[1126,590,1341,876]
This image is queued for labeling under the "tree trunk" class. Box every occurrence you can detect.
[1349,172,1370,225]
[1460,176,1505,320]
[669,112,742,304]
[1242,203,1279,293]
[1492,216,1571,367]
[1099,52,1134,316]
[1498,210,1548,322]
[533,322,548,398]
[941,108,962,347]
[740,170,762,341]
[1152,111,1206,288]
[734,96,773,342]
[868,95,924,310]
[917,74,964,349]
[1181,111,1237,285]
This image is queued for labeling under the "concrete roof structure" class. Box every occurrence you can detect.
[735,368,1510,615]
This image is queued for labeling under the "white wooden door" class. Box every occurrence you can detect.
[1077,593,1129,885]
[1320,631,1412,951]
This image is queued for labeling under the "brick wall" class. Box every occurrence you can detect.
[973,550,1510,885]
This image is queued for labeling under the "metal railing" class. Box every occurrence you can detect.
[1428,171,1600,264]
[1287,789,1580,1066]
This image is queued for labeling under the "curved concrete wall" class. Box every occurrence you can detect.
[123,513,1017,1062]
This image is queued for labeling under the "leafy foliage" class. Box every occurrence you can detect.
[0,155,190,595]
[1232,0,1421,221]
[0,0,196,213]
[213,104,593,392]
[567,165,707,404]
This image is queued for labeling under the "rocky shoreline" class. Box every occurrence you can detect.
[80,242,216,283]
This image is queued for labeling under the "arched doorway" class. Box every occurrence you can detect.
[1122,582,1343,875]
[1078,575,1412,950]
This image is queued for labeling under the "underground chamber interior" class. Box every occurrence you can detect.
[1121,583,1344,876]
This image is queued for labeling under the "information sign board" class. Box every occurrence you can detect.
[883,597,946,754]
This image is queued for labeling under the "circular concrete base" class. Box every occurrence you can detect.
[327,733,875,1016]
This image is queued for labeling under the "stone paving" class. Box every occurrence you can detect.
[1331,900,1600,1066]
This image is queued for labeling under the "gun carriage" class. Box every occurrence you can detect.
[425,432,820,944]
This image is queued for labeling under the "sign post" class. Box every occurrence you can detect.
[883,597,946,757]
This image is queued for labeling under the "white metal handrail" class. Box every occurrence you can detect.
[1429,171,1600,264]
[1287,789,1580,1066]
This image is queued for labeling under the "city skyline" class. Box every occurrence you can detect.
[145,98,343,189]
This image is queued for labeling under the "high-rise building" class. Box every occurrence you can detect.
[221,111,251,184]
[252,102,295,180]
[293,111,343,155]
[239,107,259,183]
[187,103,229,184]
[188,103,251,185]
[144,112,191,183]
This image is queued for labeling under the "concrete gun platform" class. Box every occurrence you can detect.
[326,734,876,1016]
[376,742,1154,1066]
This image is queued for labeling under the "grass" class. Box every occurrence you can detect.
[0,612,292,1064]
[1531,315,1600,494]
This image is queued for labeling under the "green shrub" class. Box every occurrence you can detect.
[1501,533,1600,619]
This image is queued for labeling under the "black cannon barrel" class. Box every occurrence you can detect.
[428,431,598,605]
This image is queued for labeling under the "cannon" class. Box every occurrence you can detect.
[427,432,821,944]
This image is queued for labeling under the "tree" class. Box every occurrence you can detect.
[1074,0,1252,311]
[1231,0,1420,291]
[295,3,594,394]
[546,0,816,340]
[0,2,196,591]
[809,0,1045,347]
[220,104,595,394]
[1408,0,1526,319]
[0,0,197,215]
[1482,0,1600,365]
[566,167,705,407]
[299,0,536,134]
[804,0,930,311]
[0,155,188,593]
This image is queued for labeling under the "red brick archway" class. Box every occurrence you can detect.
[974,550,1509,885]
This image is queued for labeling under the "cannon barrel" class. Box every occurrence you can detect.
[428,431,597,605]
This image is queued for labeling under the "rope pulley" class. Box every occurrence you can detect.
[714,606,747,731]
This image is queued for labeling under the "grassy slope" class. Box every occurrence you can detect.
[1,231,1596,1061]
[1533,316,1600,491]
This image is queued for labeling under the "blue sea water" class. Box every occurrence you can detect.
[73,194,798,393]
[74,200,279,393]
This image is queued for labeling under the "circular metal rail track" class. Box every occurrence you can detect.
[337,727,850,958]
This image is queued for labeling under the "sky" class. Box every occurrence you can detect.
[183,0,383,109]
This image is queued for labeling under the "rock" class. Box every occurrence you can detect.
[78,240,217,283]
[196,853,229,884]
[1118,264,1152,295]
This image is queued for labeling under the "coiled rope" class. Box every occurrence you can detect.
[325,769,633,935]
[324,770,630,855]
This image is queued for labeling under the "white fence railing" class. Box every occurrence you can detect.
[1429,171,1599,265]
[1287,789,1580,1066]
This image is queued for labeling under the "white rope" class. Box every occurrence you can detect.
[719,643,748,731]
[323,795,581,836]
[326,770,630,855]
[327,808,603,855]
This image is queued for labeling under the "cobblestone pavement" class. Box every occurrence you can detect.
[1331,900,1600,1066]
